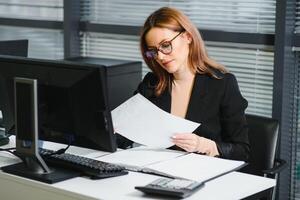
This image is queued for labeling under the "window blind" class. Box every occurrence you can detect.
[0,0,63,21]
[296,0,300,33]
[293,51,300,200]
[277,50,299,200]
[80,32,274,117]
[0,26,64,59]
[0,0,64,59]
[207,42,274,117]
[81,0,276,34]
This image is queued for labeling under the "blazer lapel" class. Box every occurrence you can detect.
[185,74,207,122]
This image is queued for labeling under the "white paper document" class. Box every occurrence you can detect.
[146,153,246,182]
[111,93,200,148]
[96,146,186,170]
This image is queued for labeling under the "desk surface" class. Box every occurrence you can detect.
[0,137,275,200]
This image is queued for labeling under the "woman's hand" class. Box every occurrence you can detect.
[171,133,219,157]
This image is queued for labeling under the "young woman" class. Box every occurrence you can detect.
[120,7,250,161]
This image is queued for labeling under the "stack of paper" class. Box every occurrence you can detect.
[97,147,245,183]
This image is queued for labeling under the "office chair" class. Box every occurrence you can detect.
[240,114,286,200]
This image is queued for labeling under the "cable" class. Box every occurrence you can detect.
[0,147,15,151]
[42,144,71,157]
[53,144,70,155]
[41,132,73,156]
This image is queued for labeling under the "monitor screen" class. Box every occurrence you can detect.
[0,55,116,152]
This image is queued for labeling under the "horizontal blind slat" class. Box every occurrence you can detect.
[0,0,63,21]
[81,0,276,34]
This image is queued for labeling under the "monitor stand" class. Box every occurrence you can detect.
[2,154,79,184]
[1,77,79,183]
[1,154,80,184]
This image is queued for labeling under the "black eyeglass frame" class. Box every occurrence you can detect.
[144,31,184,60]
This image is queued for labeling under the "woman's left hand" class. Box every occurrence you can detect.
[171,133,219,157]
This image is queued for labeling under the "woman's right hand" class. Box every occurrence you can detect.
[172,133,219,157]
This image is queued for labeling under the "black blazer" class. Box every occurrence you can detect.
[132,71,250,161]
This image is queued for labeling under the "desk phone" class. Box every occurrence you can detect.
[135,177,204,198]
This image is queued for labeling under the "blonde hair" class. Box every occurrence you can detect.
[140,7,227,96]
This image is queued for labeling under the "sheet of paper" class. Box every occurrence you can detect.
[112,93,200,148]
[96,146,186,170]
[146,153,246,182]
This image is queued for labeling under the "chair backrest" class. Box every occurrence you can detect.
[241,114,279,177]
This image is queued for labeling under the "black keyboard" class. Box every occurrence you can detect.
[39,148,128,179]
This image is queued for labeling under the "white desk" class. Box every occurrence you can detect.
[0,138,275,200]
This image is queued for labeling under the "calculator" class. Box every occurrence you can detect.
[135,177,204,198]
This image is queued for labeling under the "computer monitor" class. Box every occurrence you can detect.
[0,39,28,145]
[0,39,28,57]
[0,55,116,152]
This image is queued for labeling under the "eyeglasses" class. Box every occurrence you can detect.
[145,31,183,60]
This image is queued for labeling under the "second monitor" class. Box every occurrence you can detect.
[0,56,116,152]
